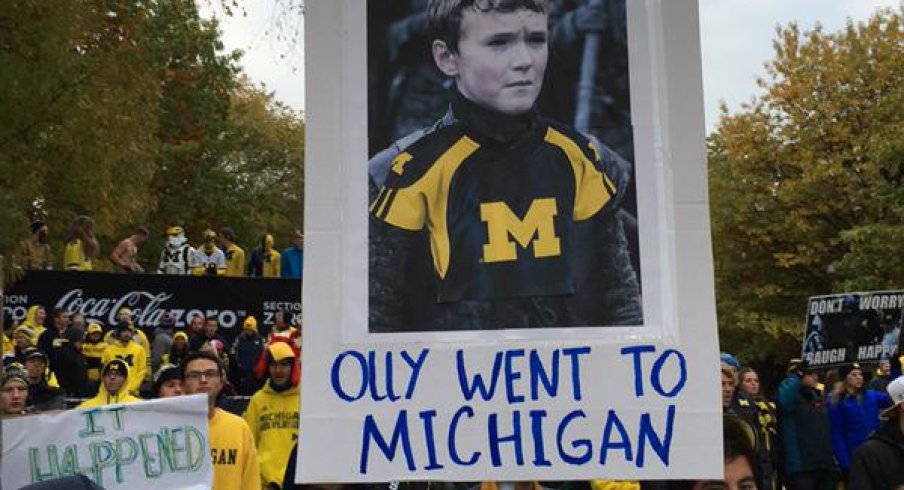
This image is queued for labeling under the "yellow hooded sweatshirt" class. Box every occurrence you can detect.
[242,343,299,488]
[102,317,151,383]
[2,334,12,361]
[210,408,262,490]
[261,234,281,278]
[77,359,142,408]
[102,338,147,395]
[20,305,46,342]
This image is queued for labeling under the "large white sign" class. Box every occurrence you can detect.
[299,0,720,482]
[1,395,212,490]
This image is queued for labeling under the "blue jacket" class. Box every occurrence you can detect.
[280,246,303,279]
[778,374,835,474]
[827,388,891,470]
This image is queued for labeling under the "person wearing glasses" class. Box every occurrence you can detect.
[77,359,141,408]
[181,350,261,490]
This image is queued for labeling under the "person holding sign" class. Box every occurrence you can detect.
[777,360,836,490]
[368,0,642,331]
[77,358,142,408]
[182,350,261,490]
[243,342,300,490]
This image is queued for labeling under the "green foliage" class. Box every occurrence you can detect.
[0,0,304,275]
[709,7,904,363]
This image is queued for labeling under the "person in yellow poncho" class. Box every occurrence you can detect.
[5,326,37,365]
[2,333,13,362]
[103,308,151,354]
[243,342,299,489]
[220,227,246,277]
[78,358,142,408]
[101,322,147,396]
[19,305,46,341]
[103,308,151,388]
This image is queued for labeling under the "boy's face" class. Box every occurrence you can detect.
[103,371,125,395]
[434,8,547,115]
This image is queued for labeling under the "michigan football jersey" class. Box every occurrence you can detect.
[371,119,617,303]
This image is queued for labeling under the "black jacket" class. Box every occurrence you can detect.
[847,417,904,490]
[19,475,105,489]
[27,379,66,412]
[368,94,642,332]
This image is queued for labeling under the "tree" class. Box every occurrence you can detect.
[709,7,904,364]
[0,0,162,255]
[0,0,305,276]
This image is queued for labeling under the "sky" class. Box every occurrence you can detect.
[205,1,901,134]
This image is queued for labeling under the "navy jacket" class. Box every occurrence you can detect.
[778,374,835,474]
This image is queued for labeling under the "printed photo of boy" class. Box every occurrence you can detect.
[368,0,642,332]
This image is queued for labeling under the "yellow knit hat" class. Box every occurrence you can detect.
[243,316,258,333]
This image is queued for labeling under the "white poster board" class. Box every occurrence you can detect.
[299,0,720,482]
[1,395,212,490]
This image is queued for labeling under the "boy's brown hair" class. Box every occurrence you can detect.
[428,0,548,53]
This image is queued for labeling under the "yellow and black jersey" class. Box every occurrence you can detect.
[371,118,617,303]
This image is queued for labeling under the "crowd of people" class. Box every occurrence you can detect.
[719,352,904,490]
[1,303,302,489]
[13,217,305,278]
[3,301,904,490]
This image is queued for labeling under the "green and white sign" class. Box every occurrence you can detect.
[1,394,211,490]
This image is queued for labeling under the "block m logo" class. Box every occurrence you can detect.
[480,198,561,263]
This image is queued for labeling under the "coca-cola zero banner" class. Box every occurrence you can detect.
[4,271,301,343]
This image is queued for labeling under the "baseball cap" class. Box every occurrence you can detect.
[158,312,176,328]
[720,352,740,370]
[880,376,904,420]
[24,348,48,363]
[838,363,862,379]
[152,364,182,397]
[102,359,129,378]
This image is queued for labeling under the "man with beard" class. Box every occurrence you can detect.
[102,321,147,396]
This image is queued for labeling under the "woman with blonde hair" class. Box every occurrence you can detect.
[63,215,98,271]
